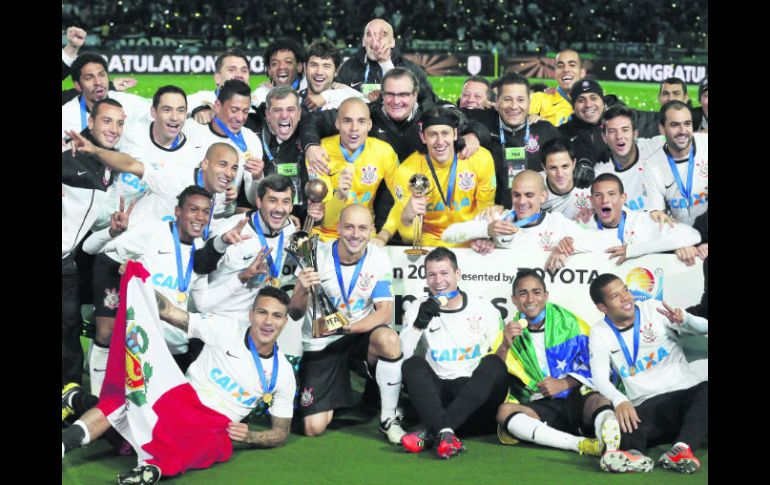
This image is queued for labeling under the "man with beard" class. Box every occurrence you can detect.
[558,78,611,165]
[299,40,367,112]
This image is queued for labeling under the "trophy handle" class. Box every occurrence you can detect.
[404,214,429,255]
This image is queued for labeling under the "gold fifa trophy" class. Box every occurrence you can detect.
[286,231,349,337]
[404,173,432,255]
[302,178,329,232]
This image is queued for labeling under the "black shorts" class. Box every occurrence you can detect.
[297,333,373,417]
[525,388,598,437]
[92,254,122,318]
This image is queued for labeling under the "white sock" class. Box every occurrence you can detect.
[438,427,454,435]
[507,413,581,452]
[375,356,403,422]
[73,420,91,445]
[89,342,110,397]
[594,409,616,441]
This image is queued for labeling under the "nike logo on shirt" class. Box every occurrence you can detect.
[428,327,441,333]
[77,170,87,176]
[351,81,363,88]
[226,350,239,358]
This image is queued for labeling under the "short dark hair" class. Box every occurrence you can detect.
[659,77,688,95]
[217,79,251,103]
[152,85,187,109]
[425,247,458,271]
[382,67,419,94]
[540,137,574,166]
[215,48,250,72]
[589,273,623,305]
[498,71,531,94]
[603,105,636,131]
[416,106,461,154]
[91,98,124,118]
[512,269,546,294]
[264,38,304,66]
[304,40,341,70]
[463,75,494,101]
[659,100,692,125]
[176,185,213,208]
[253,286,291,311]
[257,173,295,199]
[71,52,108,84]
[591,173,625,194]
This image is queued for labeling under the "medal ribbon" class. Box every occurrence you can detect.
[504,211,542,227]
[332,241,367,310]
[341,143,365,164]
[252,213,284,279]
[364,63,370,84]
[195,169,214,239]
[433,289,459,301]
[247,336,279,404]
[169,134,181,149]
[665,146,695,207]
[79,95,88,130]
[424,153,458,212]
[518,308,546,326]
[171,222,195,294]
[261,129,275,163]
[604,305,641,369]
[292,78,300,90]
[596,211,627,244]
[498,119,530,146]
[556,86,571,103]
[212,116,248,153]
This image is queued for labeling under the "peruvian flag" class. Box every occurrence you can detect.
[96,260,233,477]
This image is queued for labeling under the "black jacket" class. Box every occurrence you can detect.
[335,46,438,105]
[465,108,562,208]
[559,117,610,166]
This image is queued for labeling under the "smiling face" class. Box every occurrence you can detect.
[249,295,289,350]
[602,115,637,160]
[265,93,301,141]
[459,80,489,109]
[420,124,457,164]
[573,92,604,125]
[496,82,530,127]
[544,151,575,194]
[597,278,636,323]
[214,94,251,133]
[337,205,373,257]
[512,275,548,320]
[510,172,547,219]
[75,62,109,106]
[554,50,586,93]
[382,75,417,121]
[151,92,187,144]
[256,187,293,232]
[658,82,688,106]
[174,194,212,241]
[425,257,460,296]
[268,49,301,87]
[363,19,395,62]
[662,107,694,156]
[88,103,126,149]
[200,145,239,194]
[305,55,336,94]
[590,179,626,226]
[214,55,250,87]
[336,100,372,152]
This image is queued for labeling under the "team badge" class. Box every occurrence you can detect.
[125,307,154,407]
[103,288,119,310]
[466,315,483,335]
[458,171,476,191]
[300,387,314,407]
[525,134,540,153]
[582,80,590,89]
[395,185,404,201]
[697,159,708,177]
[103,167,112,187]
[538,230,555,250]
[624,229,637,245]
[641,322,656,344]
[358,272,375,291]
[574,191,590,209]
[360,165,379,186]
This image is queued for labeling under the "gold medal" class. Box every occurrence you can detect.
[518,318,529,329]
[177,292,188,304]
[269,277,281,288]
[244,151,252,160]
[262,392,273,405]
[437,296,449,307]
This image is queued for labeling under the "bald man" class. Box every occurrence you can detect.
[289,204,406,444]
[529,49,587,126]
[442,170,616,268]
[335,18,437,104]
[312,98,400,241]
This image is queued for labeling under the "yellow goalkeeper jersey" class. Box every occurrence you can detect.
[312,135,399,241]
[530,88,573,127]
[387,147,496,247]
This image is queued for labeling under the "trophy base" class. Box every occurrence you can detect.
[404,248,430,255]
[312,312,350,338]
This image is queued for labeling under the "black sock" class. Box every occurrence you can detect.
[62,425,85,452]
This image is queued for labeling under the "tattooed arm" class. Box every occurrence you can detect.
[154,291,190,332]
[226,416,291,448]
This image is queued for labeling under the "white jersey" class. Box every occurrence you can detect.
[589,209,701,259]
[184,121,263,208]
[303,241,394,352]
[186,313,296,421]
[192,212,296,320]
[593,137,665,212]
[97,220,206,354]
[62,91,152,138]
[642,133,708,226]
[400,292,502,380]
[252,79,308,107]
[540,172,591,221]
[589,299,708,407]
[442,210,617,252]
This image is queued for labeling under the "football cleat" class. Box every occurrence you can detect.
[436,431,465,460]
[378,416,407,445]
[600,450,654,473]
[577,437,602,457]
[658,444,701,474]
[600,417,622,453]
[62,382,81,423]
[401,429,435,453]
[117,464,161,485]
[496,424,519,446]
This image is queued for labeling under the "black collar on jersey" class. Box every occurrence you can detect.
[545,176,575,197]
[243,328,276,357]
[246,209,289,238]
[149,122,187,152]
[167,221,193,245]
[438,290,467,314]
[528,322,545,333]
[610,143,640,173]
[663,138,697,162]
[208,121,229,139]
[77,127,119,152]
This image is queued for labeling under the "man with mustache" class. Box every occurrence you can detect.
[558,78,611,165]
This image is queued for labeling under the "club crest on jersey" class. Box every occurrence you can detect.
[525,134,540,153]
[466,315,483,335]
[623,229,637,245]
[641,321,656,344]
[103,167,112,187]
[696,159,708,177]
[395,185,404,201]
[574,191,590,209]
[124,307,154,407]
[360,165,379,186]
[103,288,120,310]
[301,387,314,407]
[458,171,476,191]
[358,272,375,291]
[538,230,555,250]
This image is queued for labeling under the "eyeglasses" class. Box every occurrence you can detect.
[382,91,415,100]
